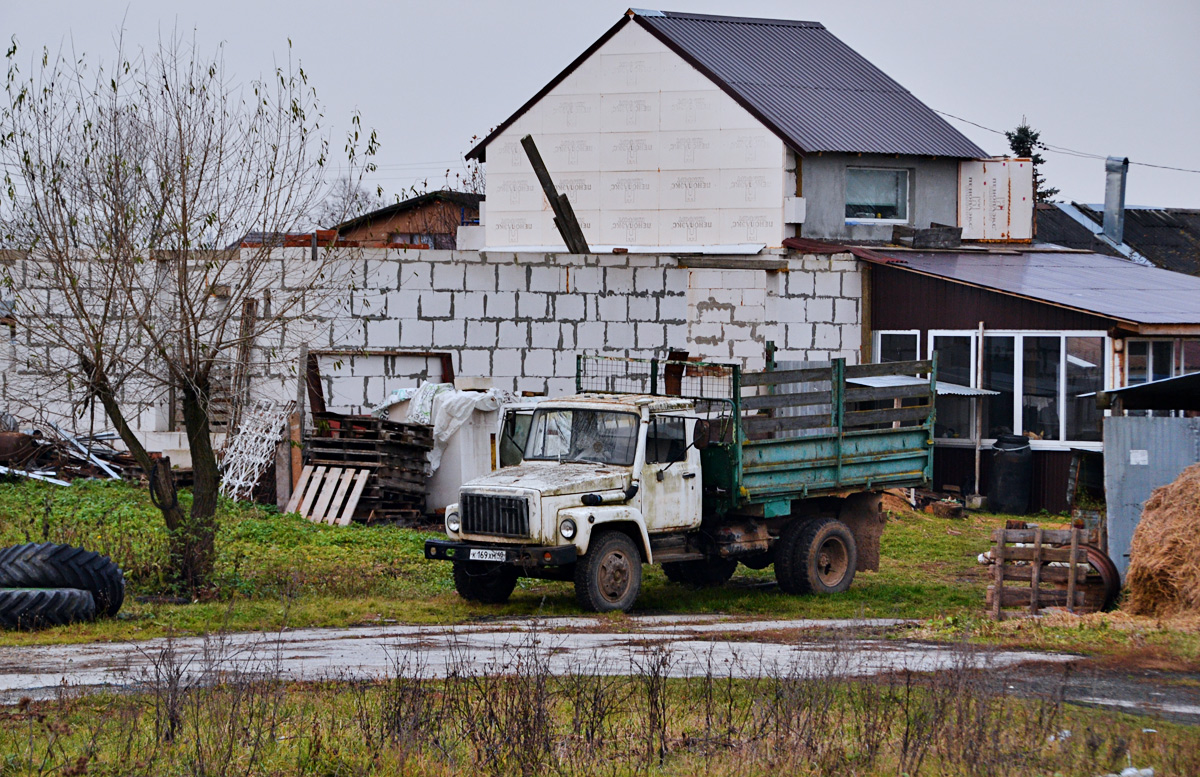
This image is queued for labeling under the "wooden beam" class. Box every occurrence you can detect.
[521,135,590,254]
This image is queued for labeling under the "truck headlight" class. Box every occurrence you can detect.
[559,518,577,540]
[446,511,461,534]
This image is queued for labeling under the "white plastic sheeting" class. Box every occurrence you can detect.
[424,386,516,472]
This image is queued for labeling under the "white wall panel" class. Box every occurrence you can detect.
[484,23,789,249]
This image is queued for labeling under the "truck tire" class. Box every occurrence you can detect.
[0,543,125,617]
[775,517,857,595]
[452,561,519,604]
[662,558,737,588]
[574,530,642,613]
[0,588,96,630]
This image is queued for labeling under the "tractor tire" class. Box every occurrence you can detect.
[0,588,96,630]
[774,517,857,595]
[574,530,642,613]
[0,543,125,617]
[662,557,737,588]
[452,561,519,604]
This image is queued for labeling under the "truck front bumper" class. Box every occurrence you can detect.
[424,539,578,567]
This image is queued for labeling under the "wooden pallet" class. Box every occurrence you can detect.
[986,524,1101,620]
[283,465,371,526]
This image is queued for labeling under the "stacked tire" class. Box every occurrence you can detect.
[0,543,125,629]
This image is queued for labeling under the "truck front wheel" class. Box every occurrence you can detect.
[775,518,857,595]
[453,561,519,603]
[574,530,642,612]
[662,558,737,588]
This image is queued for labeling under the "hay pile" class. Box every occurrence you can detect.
[1125,462,1200,617]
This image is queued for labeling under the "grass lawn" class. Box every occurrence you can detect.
[0,478,1197,664]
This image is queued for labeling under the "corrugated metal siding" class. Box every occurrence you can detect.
[934,446,1075,514]
[638,12,986,158]
[1103,416,1200,580]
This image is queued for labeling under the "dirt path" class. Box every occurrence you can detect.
[0,615,1073,703]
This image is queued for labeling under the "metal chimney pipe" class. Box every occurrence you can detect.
[1103,156,1129,243]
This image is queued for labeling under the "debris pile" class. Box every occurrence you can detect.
[1125,462,1200,618]
[0,417,131,485]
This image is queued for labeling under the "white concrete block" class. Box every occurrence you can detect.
[460,349,492,377]
[606,322,635,348]
[497,264,527,292]
[523,349,556,378]
[559,323,576,350]
[398,319,433,348]
[687,268,725,289]
[498,321,529,347]
[806,298,834,323]
[529,266,565,293]
[741,287,767,307]
[432,263,465,291]
[659,294,688,322]
[636,322,665,349]
[634,267,666,293]
[456,225,486,251]
[732,338,764,360]
[463,262,496,292]
[518,291,548,318]
[432,319,466,347]
[491,349,523,378]
[555,293,586,321]
[787,271,816,298]
[605,266,636,294]
[834,298,859,325]
[722,270,766,290]
[570,266,603,293]
[597,294,627,321]
[546,377,576,396]
[577,322,607,350]
[399,262,432,290]
[456,291,487,320]
[531,321,561,349]
[366,319,400,349]
[486,291,517,319]
[628,295,657,321]
[814,324,841,349]
[466,320,498,348]
[421,291,453,318]
[814,272,842,298]
[842,270,863,298]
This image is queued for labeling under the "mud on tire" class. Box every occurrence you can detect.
[774,517,857,595]
[0,588,96,630]
[452,561,519,604]
[0,543,125,617]
[575,530,642,613]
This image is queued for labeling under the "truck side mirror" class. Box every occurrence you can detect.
[692,419,710,450]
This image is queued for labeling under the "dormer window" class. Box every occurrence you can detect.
[845,168,909,223]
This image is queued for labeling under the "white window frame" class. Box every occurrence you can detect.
[844,167,911,225]
[913,329,1110,451]
[873,329,921,362]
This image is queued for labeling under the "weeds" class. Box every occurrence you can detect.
[2,626,1197,776]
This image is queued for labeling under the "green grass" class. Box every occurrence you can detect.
[0,479,1011,646]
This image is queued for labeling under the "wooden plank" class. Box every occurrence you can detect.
[742,413,833,434]
[1067,526,1080,614]
[310,467,344,523]
[992,530,1005,620]
[742,391,833,410]
[336,470,372,526]
[298,466,327,519]
[988,587,1085,609]
[1000,546,1088,563]
[521,135,589,253]
[1030,527,1044,615]
[1002,565,1082,584]
[842,405,931,427]
[844,384,932,403]
[741,367,830,387]
[323,468,357,525]
[991,528,1101,545]
[844,360,933,379]
[285,465,313,514]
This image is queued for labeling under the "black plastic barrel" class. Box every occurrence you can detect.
[988,434,1032,515]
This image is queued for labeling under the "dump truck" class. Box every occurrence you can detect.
[425,354,936,612]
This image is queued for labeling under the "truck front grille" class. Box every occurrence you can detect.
[461,493,530,537]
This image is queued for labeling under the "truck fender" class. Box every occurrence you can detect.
[558,506,652,563]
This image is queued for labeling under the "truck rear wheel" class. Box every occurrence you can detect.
[453,561,519,604]
[775,517,857,595]
[662,558,737,588]
[574,530,642,612]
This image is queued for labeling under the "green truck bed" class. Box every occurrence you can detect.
[576,354,937,517]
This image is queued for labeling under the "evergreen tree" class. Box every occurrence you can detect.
[1006,117,1060,202]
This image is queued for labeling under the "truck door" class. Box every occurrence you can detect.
[640,416,702,531]
[496,407,534,468]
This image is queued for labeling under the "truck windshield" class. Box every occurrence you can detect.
[524,409,639,466]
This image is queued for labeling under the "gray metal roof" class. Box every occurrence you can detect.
[1083,371,1200,411]
[467,10,987,161]
[870,251,1200,325]
[637,11,986,158]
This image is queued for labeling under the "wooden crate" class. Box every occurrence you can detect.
[986,524,1101,620]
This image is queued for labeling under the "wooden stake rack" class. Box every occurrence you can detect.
[291,412,433,525]
[986,524,1101,620]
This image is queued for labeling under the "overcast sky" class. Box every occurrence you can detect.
[8,0,1200,207]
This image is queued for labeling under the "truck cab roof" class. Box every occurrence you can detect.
[533,394,695,414]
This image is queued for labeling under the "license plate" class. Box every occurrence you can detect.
[468,548,507,562]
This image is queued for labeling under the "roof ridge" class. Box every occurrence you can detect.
[650,10,826,28]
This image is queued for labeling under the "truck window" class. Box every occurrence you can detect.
[525,409,639,466]
[646,416,687,464]
[498,409,533,467]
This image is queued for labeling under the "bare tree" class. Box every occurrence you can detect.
[311,177,387,229]
[0,32,377,592]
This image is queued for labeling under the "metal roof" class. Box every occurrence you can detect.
[847,375,997,396]
[467,10,986,161]
[863,251,1200,326]
[333,191,483,234]
[1082,371,1200,411]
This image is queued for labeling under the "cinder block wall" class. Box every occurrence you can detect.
[270,248,864,415]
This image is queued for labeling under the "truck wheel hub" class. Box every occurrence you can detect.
[598,551,632,600]
[816,538,848,585]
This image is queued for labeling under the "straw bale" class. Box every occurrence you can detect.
[1125,462,1200,617]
